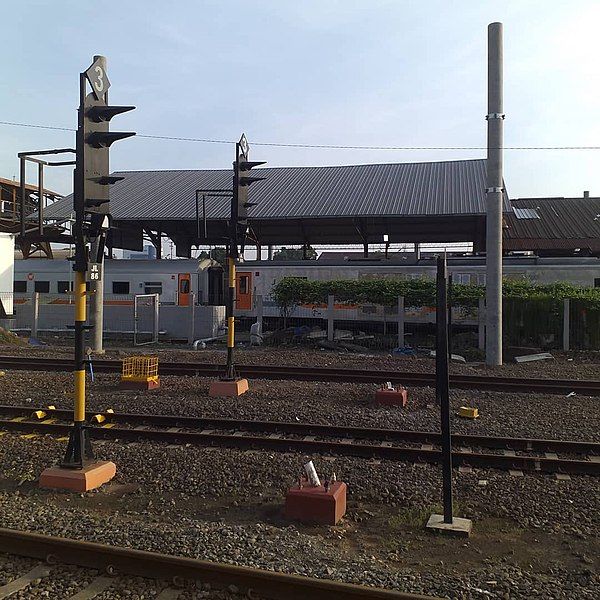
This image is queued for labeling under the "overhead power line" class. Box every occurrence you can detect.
[1,120,600,151]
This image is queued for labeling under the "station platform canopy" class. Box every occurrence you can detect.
[42,158,510,257]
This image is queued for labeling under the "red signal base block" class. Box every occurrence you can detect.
[39,461,116,492]
[285,482,347,525]
[374,386,408,407]
[119,378,160,391]
[209,378,249,397]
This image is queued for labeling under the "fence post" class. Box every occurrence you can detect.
[478,298,485,351]
[327,295,334,341]
[255,294,263,332]
[31,292,40,338]
[188,293,196,345]
[397,296,405,348]
[563,298,570,352]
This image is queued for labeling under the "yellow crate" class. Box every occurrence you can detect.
[458,406,479,419]
[121,356,159,383]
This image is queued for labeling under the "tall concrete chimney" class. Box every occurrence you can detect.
[583,191,590,199]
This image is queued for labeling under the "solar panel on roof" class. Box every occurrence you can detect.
[514,207,540,219]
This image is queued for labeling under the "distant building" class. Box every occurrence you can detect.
[0,233,15,317]
[123,244,157,260]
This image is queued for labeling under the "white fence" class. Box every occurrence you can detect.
[7,293,225,342]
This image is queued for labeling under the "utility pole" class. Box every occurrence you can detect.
[485,22,504,366]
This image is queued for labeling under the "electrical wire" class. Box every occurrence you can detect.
[2,120,600,151]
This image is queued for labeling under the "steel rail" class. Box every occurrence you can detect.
[0,405,597,456]
[0,355,599,395]
[0,528,437,600]
[1,419,597,475]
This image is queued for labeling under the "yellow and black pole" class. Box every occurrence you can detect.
[61,71,93,468]
[61,264,93,467]
[224,251,237,380]
[73,270,87,424]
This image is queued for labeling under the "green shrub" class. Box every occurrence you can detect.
[271,277,600,312]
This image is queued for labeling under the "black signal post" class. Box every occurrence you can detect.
[223,134,265,380]
[436,255,453,523]
[62,55,135,468]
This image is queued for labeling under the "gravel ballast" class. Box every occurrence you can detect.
[1,370,599,442]
[0,432,598,599]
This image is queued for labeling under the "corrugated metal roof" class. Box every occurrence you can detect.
[505,197,600,245]
[43,159,509,222]
[504,237,600,251]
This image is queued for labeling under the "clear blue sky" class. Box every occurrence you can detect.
[2,0,599,199]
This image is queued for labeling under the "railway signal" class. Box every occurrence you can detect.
[209,134,266,396]
[81,56,135,217]
[232,133,265,257]
[40,56,135,490]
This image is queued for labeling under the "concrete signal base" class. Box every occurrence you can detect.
[374,386,408,407]
[209,378,249,397]
[39,461,116,493]
[119,378,160,391]
[285,482,347,525]
[426,513,473,537]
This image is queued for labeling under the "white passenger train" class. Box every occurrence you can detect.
[13,258,224,306]
[13,255,600,319]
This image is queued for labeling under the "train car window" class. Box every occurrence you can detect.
[34,281,50,293]
[13,281,27,293]
[144,282,163,295]
[180,279,190,294]
[595,278,600,288]
[239,276,249,294]
[454,273,471,285]
[113,281,130,294]
[57,281,72,294]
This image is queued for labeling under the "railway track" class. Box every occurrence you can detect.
[0,528,436,599]
[2,405,598,475]
[1,355,599,395]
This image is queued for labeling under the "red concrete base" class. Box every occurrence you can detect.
[39,461,116,492]
[209,378,249,397]
[285,481,347,525]
[119,378,160,390]
[374,386,408,407]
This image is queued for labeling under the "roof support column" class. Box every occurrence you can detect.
[145,228,162,259]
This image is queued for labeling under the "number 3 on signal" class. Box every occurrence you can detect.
[93,66,104,94]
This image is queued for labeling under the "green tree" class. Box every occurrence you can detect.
[273,246,318,261]
[198,247,227,265]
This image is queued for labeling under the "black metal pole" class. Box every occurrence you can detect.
[447,273,453,359]
[436,255,453,524]
[37,162,44,235]
[195,191,200,241]
[19,158,26,240]
[203,194,207,239]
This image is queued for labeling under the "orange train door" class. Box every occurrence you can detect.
[178,273,191,306]
[236,272,252,310]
